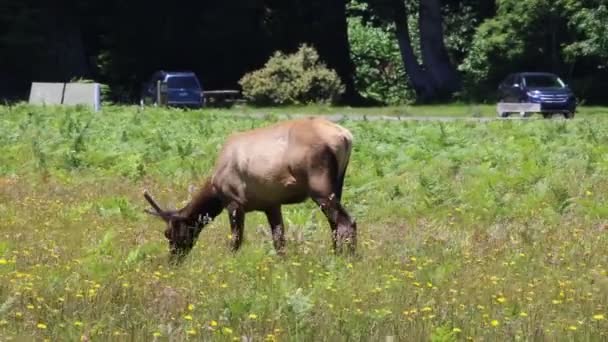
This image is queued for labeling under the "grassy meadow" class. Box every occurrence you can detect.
[1,104,608,341]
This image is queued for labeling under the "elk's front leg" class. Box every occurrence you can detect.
[312,194,357,254]
[226,203,245,252]
[265,206,286,255]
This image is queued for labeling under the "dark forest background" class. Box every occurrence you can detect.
[1,0,606,105]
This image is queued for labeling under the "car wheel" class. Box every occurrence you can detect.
[497,99,510,118]
[542,113,552,119]
[564,111,575,119]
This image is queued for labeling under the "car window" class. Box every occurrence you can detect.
[523,75,564,88]
[167,76,199,89]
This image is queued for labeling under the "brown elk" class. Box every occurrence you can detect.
[144,117,357,261]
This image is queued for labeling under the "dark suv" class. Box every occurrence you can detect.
[140,71,204,108]
[498,72,576,118]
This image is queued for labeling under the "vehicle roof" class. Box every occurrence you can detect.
[157,71,197,76]
[516,72,560,77]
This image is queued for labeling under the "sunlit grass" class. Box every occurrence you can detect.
[0,104,607,340]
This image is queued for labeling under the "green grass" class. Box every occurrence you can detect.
[1,103,608,341]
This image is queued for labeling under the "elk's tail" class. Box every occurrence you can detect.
[334,136,352,202]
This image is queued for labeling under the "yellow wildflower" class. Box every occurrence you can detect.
[188,304,195,311]
[593,314,605,321]
[248,313,257,319]
[0,258,7,265]
[74,321,83,327]
[519,312,528,317]
[37,323,48,329]
[453,328,462,333]
[222,327,233,335]
[496,297,506,304]
[210,320,218,327]
[183,315,193,321]
[568,326,577,331]
[153,332,162,337]
[186,329,197,336]
[490,320,499,327]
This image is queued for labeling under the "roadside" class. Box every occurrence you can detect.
[198,104,608,120]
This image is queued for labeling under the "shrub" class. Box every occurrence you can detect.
[239,44,345,106]
[348,16,415,105]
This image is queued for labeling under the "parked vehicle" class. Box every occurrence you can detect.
[498,72,577,118]
[140,71,204,108]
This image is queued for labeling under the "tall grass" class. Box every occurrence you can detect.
[0,104,607,341]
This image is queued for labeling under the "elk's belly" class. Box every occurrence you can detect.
[242,175,309,211]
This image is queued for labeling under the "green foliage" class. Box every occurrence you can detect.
[564,2,608,60]
[430,325,457,342]
[442,2,481,64]
[239,44,345,106]
[348,16,415,105]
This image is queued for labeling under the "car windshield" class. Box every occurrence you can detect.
[167,76,199,89]
[524,75,565,88]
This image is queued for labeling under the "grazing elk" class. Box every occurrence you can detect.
[144,117,356,261]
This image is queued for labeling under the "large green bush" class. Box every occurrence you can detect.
[348,16,415,105]
[239,44,345,106]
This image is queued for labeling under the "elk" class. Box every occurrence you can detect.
[144,117,357,261]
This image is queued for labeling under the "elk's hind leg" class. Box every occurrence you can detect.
[311,193,357,253]
[308,155,356,253]
[226,202,245,252]
[265,206,286,255]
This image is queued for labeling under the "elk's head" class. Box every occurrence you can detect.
[143,190,199,262]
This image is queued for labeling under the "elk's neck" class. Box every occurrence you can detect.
[179,180,224,225]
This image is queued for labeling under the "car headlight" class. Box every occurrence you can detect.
[526,91,541,98]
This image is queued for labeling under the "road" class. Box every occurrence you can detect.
[217,112,570,123]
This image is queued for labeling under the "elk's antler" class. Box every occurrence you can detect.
[143,190,164,215]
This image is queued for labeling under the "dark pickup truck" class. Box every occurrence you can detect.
[140,71,204,108]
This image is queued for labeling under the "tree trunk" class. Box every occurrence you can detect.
[392,0,436,101]
[418,0,461,98]
[312,0,365,104]
[50,19,90,81]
